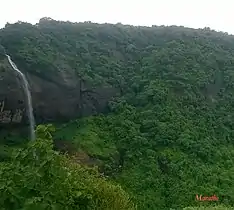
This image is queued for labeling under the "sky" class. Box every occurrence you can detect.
[1,0,234,34]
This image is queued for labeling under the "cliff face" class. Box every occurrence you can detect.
[0,20,130,125]
[0,59,25,124]
[0,57,118,125]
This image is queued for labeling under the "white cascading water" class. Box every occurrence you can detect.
[6,55,36,141]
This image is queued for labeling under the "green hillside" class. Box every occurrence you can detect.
[1,18,234,209]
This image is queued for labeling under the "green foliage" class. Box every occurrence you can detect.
[0,125,135,210]
[3,19,234,209]
[54,118,117,159]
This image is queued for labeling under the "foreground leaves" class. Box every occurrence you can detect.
[0,125,135,210]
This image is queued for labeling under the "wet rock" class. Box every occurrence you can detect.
[0,58,118,125]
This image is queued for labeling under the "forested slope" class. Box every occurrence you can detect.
[1,18,234,209]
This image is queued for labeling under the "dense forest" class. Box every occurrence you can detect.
[1,18,234,209]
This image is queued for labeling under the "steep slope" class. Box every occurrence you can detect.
[2,19,234,209]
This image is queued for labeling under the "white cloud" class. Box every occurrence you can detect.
[1,0,234,33]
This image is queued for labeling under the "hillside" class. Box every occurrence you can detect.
[1,18,234,209]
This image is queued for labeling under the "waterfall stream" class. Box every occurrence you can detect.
[6,55,36,141]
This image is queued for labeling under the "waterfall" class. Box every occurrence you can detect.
[6,55,36,141]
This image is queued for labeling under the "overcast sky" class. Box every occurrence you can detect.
[1,0,234,33]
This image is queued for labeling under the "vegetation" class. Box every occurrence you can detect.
[1,18,234,209]
[0,125,135,210]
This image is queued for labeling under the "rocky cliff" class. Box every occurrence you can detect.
[0,56,118,125]
[0,19,132,125]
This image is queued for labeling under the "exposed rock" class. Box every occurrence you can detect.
[0,59,25,125]
[0,58,118,125]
